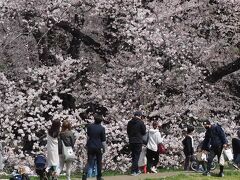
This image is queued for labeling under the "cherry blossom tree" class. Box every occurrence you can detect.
[0,0,239,171]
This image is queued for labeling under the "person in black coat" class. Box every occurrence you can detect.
[182,126,195,171]
[127,111,146,176]
[232,129,240,169]
[82,115,106,180]
[201,120,228,177]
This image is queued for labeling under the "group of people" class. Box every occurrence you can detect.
[127,111,163,176]
[34,112,240,179]
[47,119,76,180]
[126,112,240,178]
[46,114,106,180]
[182,119,240,177]
[1,112,240,180]
[47,110,163,180]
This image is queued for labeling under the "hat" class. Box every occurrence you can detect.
[134,111,143,117]
[202,119,211,126]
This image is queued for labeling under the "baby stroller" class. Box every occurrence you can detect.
[190,152,217,172]
[34,154,48,180]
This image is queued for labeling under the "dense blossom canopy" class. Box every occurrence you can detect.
[0,0,239,172]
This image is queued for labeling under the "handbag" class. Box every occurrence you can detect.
[138,146,147,167]
[223,148,233,161]
[62,140,76,161]
[157,143,166,154]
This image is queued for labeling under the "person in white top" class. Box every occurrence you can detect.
[47,119,61,177]
[146,121,163,173]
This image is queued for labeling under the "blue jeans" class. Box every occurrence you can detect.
[87,158,97,177]
[83,148,102,180]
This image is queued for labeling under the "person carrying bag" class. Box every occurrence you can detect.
[58,120,76,180]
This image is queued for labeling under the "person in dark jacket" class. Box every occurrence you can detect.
[127,111,146,176]
[82,115,106,180]
[58,120,76,180]
[0,136,3,171]
[182,126,195,171]
[201,120,228,177]
[232,129,240,169]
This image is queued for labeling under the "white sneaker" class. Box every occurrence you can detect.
[151,167,157,173]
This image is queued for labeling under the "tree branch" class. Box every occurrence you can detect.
[56,21,109,63]
[206,57,240,83]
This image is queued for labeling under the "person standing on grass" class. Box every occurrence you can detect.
[0,138,3,171]
[182,126,195,171]
[232,129,240,169]
[201,120,228,177]
[47,119,61,177]
[82,114,106,180]
[58,120,76,180]
[127,111,146,176]
[146,121,163,173]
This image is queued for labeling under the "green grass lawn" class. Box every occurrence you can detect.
[145,170,240,180]
[1,169,239,180]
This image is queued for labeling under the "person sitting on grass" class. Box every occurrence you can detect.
[182,125,195,171]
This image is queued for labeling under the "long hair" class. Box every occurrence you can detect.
[61,120,71,132]
[48,120,61,138]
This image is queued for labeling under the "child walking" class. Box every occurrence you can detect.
[182,126,195,171]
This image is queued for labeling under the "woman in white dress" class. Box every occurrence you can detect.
[47,120,61,177]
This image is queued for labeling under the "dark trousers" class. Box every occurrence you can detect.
[146,148,159,172]
[184,155,191,171]
[83,148,103,180]
[207,145,223,173]
[129,143,142,173]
